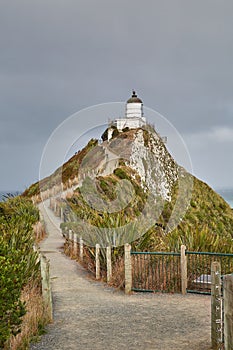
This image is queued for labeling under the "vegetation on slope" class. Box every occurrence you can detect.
[23,138,99,197]
[63,167,233,253]
[0,196,45,349]
[149,177,233,252]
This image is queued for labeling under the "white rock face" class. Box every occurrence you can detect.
[128,129,178,201]
[81,127,179,203]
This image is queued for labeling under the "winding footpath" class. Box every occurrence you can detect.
[30,201,211,350]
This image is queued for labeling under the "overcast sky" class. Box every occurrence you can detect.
[0,0,233,191]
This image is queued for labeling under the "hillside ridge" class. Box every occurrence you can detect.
[24,126,233,252]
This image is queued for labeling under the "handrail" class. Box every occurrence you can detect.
[131,250,233,257]
[186,251,233,257]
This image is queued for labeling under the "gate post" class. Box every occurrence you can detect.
[211,261,222,350]
[124,243,132,294]
[223,274,233,350]
[181,245,187,295]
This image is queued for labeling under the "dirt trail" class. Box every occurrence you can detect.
[30,202,211,350]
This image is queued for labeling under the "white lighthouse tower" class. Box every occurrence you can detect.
[125,90,144,120]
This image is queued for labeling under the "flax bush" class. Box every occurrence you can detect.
[0,196,39,348]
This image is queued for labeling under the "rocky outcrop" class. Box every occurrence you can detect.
[128,129,178,201]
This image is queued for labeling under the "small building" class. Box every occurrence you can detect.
[108,90,146,140]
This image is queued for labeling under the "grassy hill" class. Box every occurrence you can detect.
[24,127,233,253]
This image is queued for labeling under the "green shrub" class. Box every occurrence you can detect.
[0,196,39,347]
[113,168,130,180]
[111,128,119,138]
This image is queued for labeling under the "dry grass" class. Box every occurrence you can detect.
[33,221,46,243]
[6,281,49,350]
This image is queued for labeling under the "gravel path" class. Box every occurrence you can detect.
[30,201,211,350]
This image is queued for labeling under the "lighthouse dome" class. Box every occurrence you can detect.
[127,90,143,104]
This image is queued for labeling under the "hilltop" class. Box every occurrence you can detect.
[24,126,233,253]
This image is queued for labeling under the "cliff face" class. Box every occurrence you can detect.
[80,128,179,201]
[127,128,178,201]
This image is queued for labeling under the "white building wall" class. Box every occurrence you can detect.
[115,117,145,131]
[116,119,128,130]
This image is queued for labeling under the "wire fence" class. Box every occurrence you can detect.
[186,251,233,294]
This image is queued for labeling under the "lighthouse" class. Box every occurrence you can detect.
[109,91,146,138]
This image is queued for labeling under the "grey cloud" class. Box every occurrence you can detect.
[0,0,233,189]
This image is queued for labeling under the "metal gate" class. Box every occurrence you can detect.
[131,251,181,293]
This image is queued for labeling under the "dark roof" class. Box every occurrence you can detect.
[127,90,143,103]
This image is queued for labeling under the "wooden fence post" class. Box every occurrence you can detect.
[181,245,187,295]
[58,204,61,217]
[71,231,75,256]
[55,202,59,216]
[40,254,53,321]
[124,243,132,294]
[69,230,73,256]
[73,233,78,257]
[106,246,112,283]
[211,261,222,350]
[96,244,100,280]
[80,237,84,261]
[223,274,233,350]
